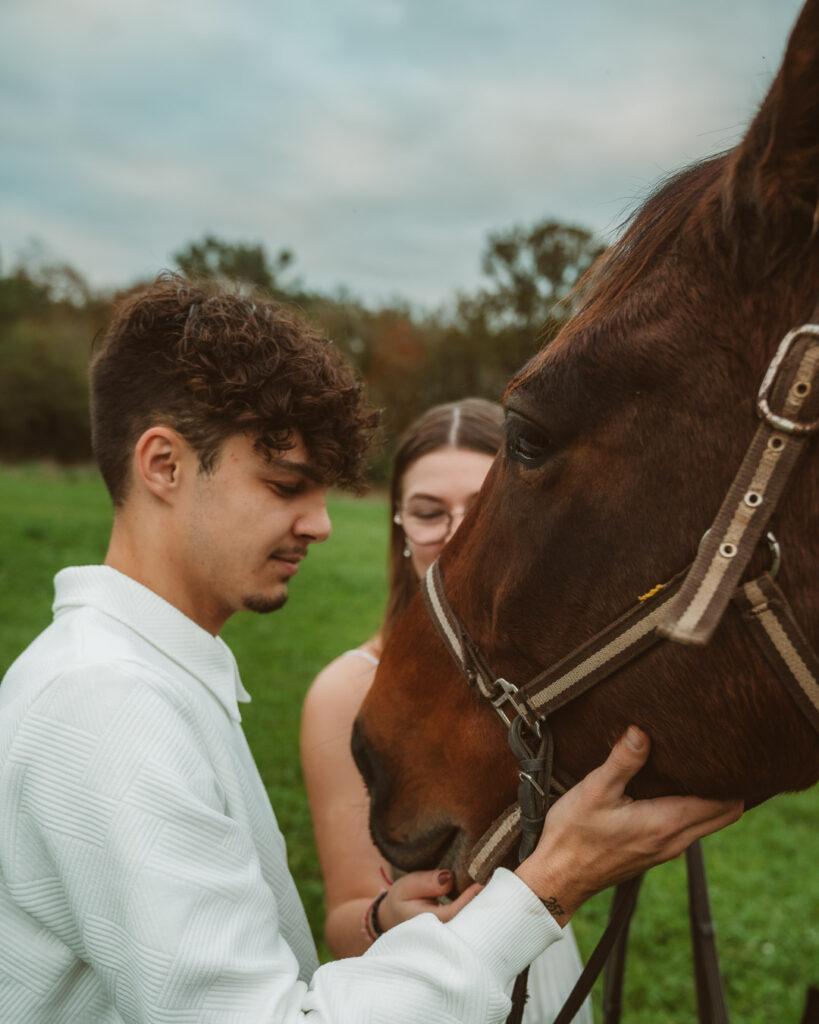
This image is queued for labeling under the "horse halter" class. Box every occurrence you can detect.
[421,305,819,885]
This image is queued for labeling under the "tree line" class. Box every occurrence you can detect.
[0,221,603,476]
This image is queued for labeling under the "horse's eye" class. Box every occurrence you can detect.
[504,409,554,467]
[507,434,548,462]
[505,421,551,466]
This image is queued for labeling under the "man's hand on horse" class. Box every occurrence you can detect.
[516,726,744,924]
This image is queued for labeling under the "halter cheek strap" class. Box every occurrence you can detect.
[660,323,819,645]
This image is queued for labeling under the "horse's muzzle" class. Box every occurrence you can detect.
[351,714,470,881]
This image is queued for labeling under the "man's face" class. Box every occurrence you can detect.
[176,432,331,634]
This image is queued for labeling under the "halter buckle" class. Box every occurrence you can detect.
[518,770,546,797]
[491,678,541,736]
[757,324,819,435]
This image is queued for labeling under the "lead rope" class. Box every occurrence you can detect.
[503,720,647,1024]
[552,875,644,1024]
[505,967,531,1024]
[509,717,554,862]
[686,842,730,1024]
[506,843,727,1024]
[505,720,553,1023]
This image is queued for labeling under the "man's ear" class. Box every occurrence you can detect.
[133,427,191,502]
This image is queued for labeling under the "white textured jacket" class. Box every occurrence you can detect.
[0,566,560,1023]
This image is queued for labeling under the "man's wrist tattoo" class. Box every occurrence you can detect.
[540,896,566,917]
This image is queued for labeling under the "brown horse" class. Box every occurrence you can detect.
[353,0,819,891]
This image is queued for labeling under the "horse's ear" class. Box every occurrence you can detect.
[728,0,819,234]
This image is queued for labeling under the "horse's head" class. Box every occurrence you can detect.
[354,0,819,889]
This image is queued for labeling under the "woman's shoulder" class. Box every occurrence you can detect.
[303,638,382,712]
[339,641,380,668]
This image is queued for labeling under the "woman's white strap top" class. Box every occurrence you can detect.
[341,648,380,668]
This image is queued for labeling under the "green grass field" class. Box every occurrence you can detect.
[0,464,816,1023]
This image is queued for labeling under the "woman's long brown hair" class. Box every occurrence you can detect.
[379,398,504,649]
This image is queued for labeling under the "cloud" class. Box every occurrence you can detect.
[0,0,805,306]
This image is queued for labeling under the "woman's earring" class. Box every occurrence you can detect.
[403,545,411,558]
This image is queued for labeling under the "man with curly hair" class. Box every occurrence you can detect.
[89,274,380,631]
[0,273,741,1023]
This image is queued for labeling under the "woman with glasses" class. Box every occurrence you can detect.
[300,398,590,1024]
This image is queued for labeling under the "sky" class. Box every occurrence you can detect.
[0,0,807,310]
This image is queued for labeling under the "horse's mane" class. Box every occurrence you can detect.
[508,155,731,394]
[575,112,819,333]
[574,154,730,328]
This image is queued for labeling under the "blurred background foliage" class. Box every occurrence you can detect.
[0,220,603,477]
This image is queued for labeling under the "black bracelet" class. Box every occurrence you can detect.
[370,888,388,937]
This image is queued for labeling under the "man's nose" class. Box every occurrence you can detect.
[297,490,332,543]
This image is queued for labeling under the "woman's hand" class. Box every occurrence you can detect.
[375,870,482,931]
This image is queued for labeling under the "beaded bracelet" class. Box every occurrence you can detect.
[361,889,388,943]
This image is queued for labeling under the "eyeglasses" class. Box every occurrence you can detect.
[393,504,470,546]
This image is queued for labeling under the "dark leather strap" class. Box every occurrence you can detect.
[601,897,636,1024]
[800,985,819,1024]
[508,718,554,862]
[551,874,645,1024]
[505,876,644,1024]
[505,966,531,1024]
[687,841,730,1024]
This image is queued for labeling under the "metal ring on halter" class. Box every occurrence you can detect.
[757,324,819,435]
[766,531,781,580]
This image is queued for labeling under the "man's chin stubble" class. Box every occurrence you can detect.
[243,593,288,614]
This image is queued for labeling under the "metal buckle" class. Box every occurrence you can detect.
[518,770,546,797]
[491,677,541,736]
[757,324,819,435]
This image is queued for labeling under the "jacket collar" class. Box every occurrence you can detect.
[53,565,252,722]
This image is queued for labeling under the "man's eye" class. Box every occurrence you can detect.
[270,480,300,496]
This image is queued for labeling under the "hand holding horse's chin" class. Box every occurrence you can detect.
[515,727,743,923]
[430,829,475,898]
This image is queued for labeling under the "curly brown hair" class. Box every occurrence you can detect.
[91,272,380,505]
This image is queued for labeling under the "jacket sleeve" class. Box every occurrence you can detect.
[2,665,561,1024]
[306,869,563,1024]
